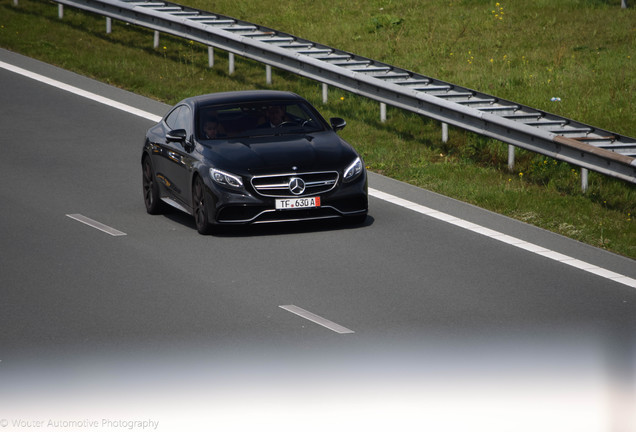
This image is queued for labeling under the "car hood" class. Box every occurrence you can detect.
[200,132,357,174]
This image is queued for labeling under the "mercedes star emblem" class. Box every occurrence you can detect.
[289,177,305,195]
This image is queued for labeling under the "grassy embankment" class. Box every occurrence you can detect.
[1,0,634,258]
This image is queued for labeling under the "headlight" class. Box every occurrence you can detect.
[343,157,363,183]
[210,168,243,188]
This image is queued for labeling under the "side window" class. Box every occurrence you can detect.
[176,106,192,136]
[164,106,182,130]
[164,105,192,135]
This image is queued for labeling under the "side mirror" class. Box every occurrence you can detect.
[330,117,346,132]
[166,129,187,143]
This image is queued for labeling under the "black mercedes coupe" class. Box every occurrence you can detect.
[142,90,368,234]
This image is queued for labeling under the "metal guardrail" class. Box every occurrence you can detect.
[50,0,636,186]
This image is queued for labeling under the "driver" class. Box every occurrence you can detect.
[260,105,288,127]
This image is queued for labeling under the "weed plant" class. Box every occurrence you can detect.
[1,0,634,258]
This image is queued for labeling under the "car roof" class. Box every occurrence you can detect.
[187,90,305,108]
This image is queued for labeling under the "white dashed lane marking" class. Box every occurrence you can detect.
[280,305,355,334]
[66,214,127,237]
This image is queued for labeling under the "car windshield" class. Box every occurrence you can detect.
[197,101,327,140]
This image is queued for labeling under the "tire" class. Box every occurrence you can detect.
[192,176,214,235]
[142,157,166,215]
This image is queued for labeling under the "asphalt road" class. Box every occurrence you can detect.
[1,49,635,432]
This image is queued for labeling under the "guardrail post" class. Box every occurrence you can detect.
[442,122,448,143]
[58,4,63,19]
[322,83,328,104]
[266,65,272,85]
[622,0,628,8]
[228,53,235,75]
[380,103,386,123]
[106,17,112,34]
[208,46,214,68]
[508,144,515,171]
[581,168,589,193]
[153,31,159,49]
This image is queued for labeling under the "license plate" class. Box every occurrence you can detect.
[275,196,321,210]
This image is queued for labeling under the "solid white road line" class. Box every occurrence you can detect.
[369,188,636,289]
[66,214,127,236]
[3,57,633,289]
[0,60,162,123]
[279,305,355,334]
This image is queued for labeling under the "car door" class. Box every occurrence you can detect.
[155,104,194,207]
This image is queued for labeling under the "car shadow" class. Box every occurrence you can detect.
[217,215,375,238]
[161,208,374,237]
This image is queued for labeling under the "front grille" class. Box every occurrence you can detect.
[251,171,339,197]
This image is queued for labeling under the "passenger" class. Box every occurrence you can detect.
[203,117,225,139]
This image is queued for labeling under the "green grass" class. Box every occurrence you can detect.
[1,0,635,258]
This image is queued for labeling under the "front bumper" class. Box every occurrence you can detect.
[205,172,368,225]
